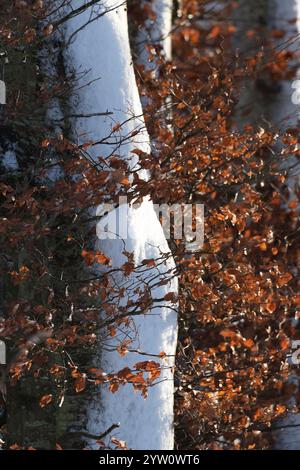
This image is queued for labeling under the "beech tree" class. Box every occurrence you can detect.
[0,0,299,452]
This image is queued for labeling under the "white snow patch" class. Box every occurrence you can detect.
[63,0,178,450]
[135,0,173,65]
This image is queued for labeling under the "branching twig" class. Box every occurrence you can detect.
[61,423,120,441]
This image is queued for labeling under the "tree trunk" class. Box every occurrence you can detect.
[63,0,178,450]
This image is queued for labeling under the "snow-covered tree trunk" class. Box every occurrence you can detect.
[268,0,299,127]
[132,0,174,145]
[63,1,178,450]
[134,0,173,64]
[268,0,300,195]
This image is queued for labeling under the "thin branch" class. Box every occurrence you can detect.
[52,1,126,30]
[61,423,120,441]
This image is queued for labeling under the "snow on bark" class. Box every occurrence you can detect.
[268,0,299,130]
[267,0,300,195]
[151,0,173,60]
[134,0,173,65]
[63,1,178,450]
[133,0,174,185]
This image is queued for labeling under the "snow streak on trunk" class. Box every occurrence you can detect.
[268,0,300,194]
[269,0,299,129]
[132,0,174,178]
[134,0,173,65]
[64,0,178,450]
